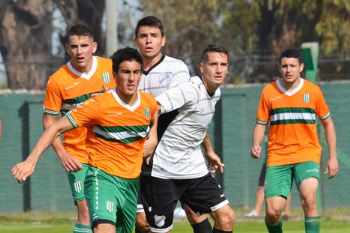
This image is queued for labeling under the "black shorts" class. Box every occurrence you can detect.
[140,174,229,232]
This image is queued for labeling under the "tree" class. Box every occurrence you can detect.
[0,0,106,89]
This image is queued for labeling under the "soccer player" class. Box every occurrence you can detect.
[250,49,339,233]
[12,47,159,233]
[38,24,116,233]
[134,16,213,233]
[140,44,235,233]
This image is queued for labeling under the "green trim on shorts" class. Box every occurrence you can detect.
[67,163,90,202]
[265,161,320,198]
[85,167,139,233]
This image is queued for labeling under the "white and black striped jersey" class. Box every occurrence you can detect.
[153,76,221,179]
[138,55,191,96]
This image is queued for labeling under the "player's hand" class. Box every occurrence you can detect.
[206,151,224,173]
[250,144,262,159]
[57,151,82,172]
[327,156,339,178]
[11,160,35,183]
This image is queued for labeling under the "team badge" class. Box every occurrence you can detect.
[154,214,166,227]
[303,93,310,103]
[102,72,110,84]
[144,107,150,119]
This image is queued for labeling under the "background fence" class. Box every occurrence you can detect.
[1,81,350,214]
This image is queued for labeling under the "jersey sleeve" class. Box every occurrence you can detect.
[43,78,62,116]
[256,87,270,125]
[156,82,198,114]
[168,62,191,88]
[315,86,330,120]
[65,97,100,128]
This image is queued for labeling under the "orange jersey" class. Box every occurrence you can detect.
[66,90,158,179]
[43,56,116,163]
[256,79,330,166]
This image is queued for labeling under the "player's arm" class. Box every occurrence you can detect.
[11,117,73,183]
[250,123,266,159]
[157,82,197,114]
[144,110,159,158]
[202,132,224,173]
[43,115,82,172]
[321,117,339,177]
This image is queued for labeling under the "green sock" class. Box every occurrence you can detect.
[305,216,320,233]
[73,223,92,233]
[265,220,283,233]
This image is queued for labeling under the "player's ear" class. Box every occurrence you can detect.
[92,41,97,54]
[161,35,166,47]
[299,63,304,73]
[199,62,204,75]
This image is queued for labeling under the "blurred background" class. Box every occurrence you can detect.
[0,0,350,221]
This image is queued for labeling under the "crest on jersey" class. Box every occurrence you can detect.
[154,214,166,227]
[102,72,110,84]
[144,107,150,119]
[304,93,310,103]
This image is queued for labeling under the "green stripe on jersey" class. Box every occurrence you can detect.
[270,107,316,125]
[93,125,150,144]
[271,107,315,114]
[271,119,316,125]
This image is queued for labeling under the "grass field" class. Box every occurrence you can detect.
[1,213,350,233]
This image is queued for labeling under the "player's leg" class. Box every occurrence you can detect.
[264,164,292,233]
[294,162,320,233]
[142,176,178,233]
[182,174,235,233]
[135,175,151,233]
[115,176,139,233]
[183,205,212,233]
[84,167,118,233]
[68,163,92,233]
[246,163,266,217]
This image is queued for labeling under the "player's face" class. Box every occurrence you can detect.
[135,26,165,59]
[280,57,304,85]
[116,60,142,98]
[66,35,97,72]
[200,52,229,90]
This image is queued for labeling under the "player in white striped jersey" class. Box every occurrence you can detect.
[142,44,235,233]
[134,16,214,233]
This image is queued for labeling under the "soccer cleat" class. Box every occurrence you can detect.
[245,210,259,217]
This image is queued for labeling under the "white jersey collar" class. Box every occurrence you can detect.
[111,89,141,112]
[276,78,304,96]
[67,56,97,80]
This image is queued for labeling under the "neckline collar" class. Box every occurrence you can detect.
[67,56,97,80]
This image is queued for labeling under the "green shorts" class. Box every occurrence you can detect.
[67,163,90,202]
[265,161,320,198]
[85,166,139,233]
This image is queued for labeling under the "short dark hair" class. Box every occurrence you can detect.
[111,47,143,73]
[200,44,230,63]
[135,16,164,37]
[279,49,304,64]
[64,24,94,44]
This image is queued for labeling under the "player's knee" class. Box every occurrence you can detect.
[136,213,150,233]
[266,207,282,222]
[213,206,235,229]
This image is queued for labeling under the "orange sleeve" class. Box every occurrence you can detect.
[315,86,330,120]
[43,78,62,116]
[256,86,270,125]
[65,97,101,128]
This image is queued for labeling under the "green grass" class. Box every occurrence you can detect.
[1,213,350,233]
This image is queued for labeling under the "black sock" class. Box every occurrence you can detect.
[212,228,232,233]
[191,218,212,233]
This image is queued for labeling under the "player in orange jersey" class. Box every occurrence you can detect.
[12,47,158,233]
[40,24,115,233]
[250,49,339,233]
